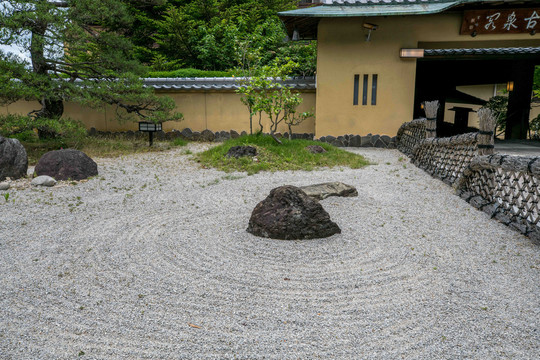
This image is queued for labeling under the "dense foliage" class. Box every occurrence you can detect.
[0,0,182,133]
[125,0,316,76]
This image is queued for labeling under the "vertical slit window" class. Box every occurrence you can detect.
[362,74,368,105]
[371,74,378,105]
[353,75,359,105]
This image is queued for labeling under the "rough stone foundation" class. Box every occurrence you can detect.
[88,127,397,149]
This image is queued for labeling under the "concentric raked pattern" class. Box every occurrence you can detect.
[1,147,538,359]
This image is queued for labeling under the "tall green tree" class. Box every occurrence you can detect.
[152,0,309,72]
[0,0,182,130]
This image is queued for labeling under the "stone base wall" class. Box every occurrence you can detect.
[88,127,397,148]
[317,134,397,148]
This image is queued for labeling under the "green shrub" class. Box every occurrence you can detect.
[171,137,188,147]
[147,68,232,78]
[0,114,86,142]
[0,114,34,137]
[34,117,86,141]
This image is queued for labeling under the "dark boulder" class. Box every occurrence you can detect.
[226,146,257,158]
[35,149,98,181]
[200,129,215,142]
[349,135,361,147]
[305,145,327,154]
[0,136,28,180]
[181,128,193,140]
[247,185,341,240]
[215,131,231,142]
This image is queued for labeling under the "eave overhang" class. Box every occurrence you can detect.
[279,1,463,18]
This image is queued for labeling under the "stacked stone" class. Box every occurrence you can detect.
[395,118,427,156]
[87,127,397,148]
[317,134,396,148]
[457,154,540,243]
[411,132,479,185]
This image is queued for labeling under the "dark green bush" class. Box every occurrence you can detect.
[147,68,232,78]
[0,114,34,137]
[0,114,86,142]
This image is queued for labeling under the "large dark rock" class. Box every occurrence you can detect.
[0,135,28,180]
[349,135,361,147]
[200,129,215,142]
[35,149,98,181]
[247,185,341,240]
[226,146,257,158]
[181,128,193,139]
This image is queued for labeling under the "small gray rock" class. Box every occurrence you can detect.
[230,130,240,139]
[0,182,10,190]
[300,182,358,200]
[32,175,56,187]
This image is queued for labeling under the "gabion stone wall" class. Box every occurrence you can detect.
[396,118,427,155]
[411,132,479,186]
[456,154,540,243]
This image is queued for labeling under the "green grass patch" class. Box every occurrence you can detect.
[196,134,370,175]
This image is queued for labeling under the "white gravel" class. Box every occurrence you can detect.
[1,144,538,359]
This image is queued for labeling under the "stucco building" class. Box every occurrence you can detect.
[279,0,540,139]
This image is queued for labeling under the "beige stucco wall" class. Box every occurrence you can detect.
[3,90,316,135]
[316,13,540,137]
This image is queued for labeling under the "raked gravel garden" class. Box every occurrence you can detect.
[0,144,538,359]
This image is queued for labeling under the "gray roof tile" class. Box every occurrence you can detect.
[143,77,316,90]
[424,47,540,56]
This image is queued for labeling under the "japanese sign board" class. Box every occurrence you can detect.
[461,8,540,35]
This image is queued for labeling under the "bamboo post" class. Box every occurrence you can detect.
[478,108,496,155]
[424,101,439,138]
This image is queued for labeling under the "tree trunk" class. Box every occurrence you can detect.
[30,21,65,138]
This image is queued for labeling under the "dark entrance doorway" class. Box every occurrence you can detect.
[413,48,540,139]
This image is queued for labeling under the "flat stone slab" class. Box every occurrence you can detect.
[0,182,10,190]
[299,182,358,200]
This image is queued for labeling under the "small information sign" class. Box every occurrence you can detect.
[461,8,540,35]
